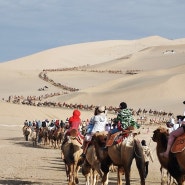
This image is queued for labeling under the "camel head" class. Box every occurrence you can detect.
[152,126,169,143]
[152,126,169,156]
[93,131,108,147]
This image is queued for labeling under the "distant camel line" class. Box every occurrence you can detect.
[3,93,173,125]
[38,66,143,92]
[2,65,172,125]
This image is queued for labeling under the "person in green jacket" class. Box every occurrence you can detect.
[113,102,140,131]
[106,101,140,146]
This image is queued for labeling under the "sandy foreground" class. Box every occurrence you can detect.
[0,36,185,184]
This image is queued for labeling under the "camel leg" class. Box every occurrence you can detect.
[64,163,69,181]
[160,167,167,185]
[134,142,145,185]
[85,172,90,185]
[117,167,123,185]
[93,162,103,181]
[135,159,145,185]
[92,169,98,185]
[25,135,29,141]
[90,169,94,185]
[124,169,131,185]
[68,164,73,185]
[82,160,91,185]
[74,163,80,184]
[56,139,59,149]
[102,172,109,185]
[53,140,56,148]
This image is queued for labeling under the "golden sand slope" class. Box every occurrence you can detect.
[0,36,185,125]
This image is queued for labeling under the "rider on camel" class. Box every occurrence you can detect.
[79,105,108,159]
[62,109,84,146]
[160,101,185,158]
[106,101,140,146]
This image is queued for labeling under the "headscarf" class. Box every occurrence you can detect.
[68,109,81,130]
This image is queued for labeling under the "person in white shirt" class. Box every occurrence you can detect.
[168,116,179,133]
[91,106,108,134]
[80,105,108,159]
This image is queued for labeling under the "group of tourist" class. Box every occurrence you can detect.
[23,100,185,179]
[62,100,185,179]
[23,118,67,132]
[60,101,154,178]
[160,101,185,158]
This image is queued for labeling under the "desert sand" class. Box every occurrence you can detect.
[0,36,185,184]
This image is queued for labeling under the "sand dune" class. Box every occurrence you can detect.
[0,35,185,120]
[0,36,185,184]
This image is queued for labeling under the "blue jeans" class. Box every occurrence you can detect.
[86,124,93,134]
[109,128,120,134]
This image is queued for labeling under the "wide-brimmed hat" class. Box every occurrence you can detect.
[98,106,106,113]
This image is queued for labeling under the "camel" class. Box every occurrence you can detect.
[53,127,65,148]
[82,147,100,185]
[29,128,37,147]
[61,129,83,185]
[47,129,55,147]
[152,126,185,185]
[107,132,145,185]
[37,127,49,145]
[22,126,31,141]
[81,131,111,185]
[47,127,65,148]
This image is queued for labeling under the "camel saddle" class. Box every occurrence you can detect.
[106,131,129,147]
[171,133,185,153]
[67,129,83,145]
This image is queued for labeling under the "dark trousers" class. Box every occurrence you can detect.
[145,161,149,178]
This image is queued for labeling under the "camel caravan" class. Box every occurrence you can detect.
[3,94,173,126]
[16,66,185,184]
[20,101,185,185]
[2,66,174,127]
[22,119,66,148]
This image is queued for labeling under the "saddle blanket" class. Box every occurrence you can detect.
[171,133,185,153]
[106,133,118,147]
[106,131,123,147]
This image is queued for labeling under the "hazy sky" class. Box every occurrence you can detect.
[0,0,185,62]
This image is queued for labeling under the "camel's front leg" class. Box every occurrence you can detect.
[117,166,124,185]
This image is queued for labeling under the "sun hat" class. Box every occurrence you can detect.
[98,106,106,113]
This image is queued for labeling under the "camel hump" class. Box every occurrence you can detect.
[93,131,108,137]
[69,129,78,137]
[171,133,185,153]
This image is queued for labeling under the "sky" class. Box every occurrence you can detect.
[0,0,185,63]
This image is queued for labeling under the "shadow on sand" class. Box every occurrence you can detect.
[0,179,41,185]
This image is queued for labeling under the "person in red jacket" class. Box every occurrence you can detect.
[68,109,81,131]
[62,109,83,145]
[55,119,60,128]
